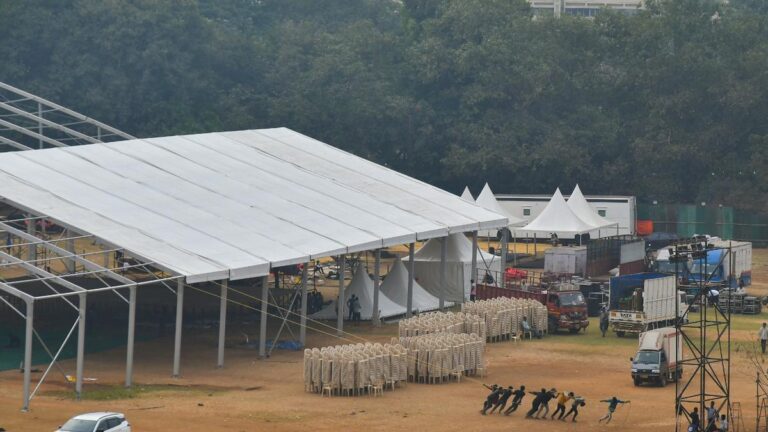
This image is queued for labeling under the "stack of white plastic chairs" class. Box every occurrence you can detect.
[398,311,487,340]
[395,332,484,383]
[303,342,407,396]
[462,297,549,340]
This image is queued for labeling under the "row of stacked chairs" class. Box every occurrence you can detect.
[397,311,487,340]
[394,332,486,383]
[304,343,408,396]
[461,297,548,341]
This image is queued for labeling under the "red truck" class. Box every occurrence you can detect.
[477,284,589,334]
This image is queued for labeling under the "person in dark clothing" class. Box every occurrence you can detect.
[525,388,548,418]
[689,407,701,432]
[599,308,609,337]
[481,384,501,415]
[347,295,356,321]
[561,397,585,422]
[598,397,630,424]
[490,386,514,414]
[534,388,557,418]
[504,385,526,415]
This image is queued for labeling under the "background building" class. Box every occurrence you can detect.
[529,0,643,17]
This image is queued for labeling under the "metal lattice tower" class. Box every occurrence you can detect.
[0,81,135,151]
[673,240,732,432]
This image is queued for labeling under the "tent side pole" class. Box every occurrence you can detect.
[439,237,447,310]
[407,243,415,318]
[372,249,381,327]
[172,278,184,377]
[336,255,345,336]
[125,285,136,387]
[513,231,517,267]
[217,280,228,368]
[299,262,309,345]
[21,300,34,412]
[75,293,86,399]
[500,229,508,289]
[259,276,269,358]
[471,231,478,301]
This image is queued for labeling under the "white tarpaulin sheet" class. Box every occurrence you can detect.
[0,128,508,283]
[309,264,406,320]
[380,257,445,312]
[407,233,501,302]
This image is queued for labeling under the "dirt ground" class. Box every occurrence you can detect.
[2,249,767,431]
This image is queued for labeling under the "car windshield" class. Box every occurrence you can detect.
[689,262,719,277]
[635,351,659,364]
[559,292,584,306]
[60,419,97,432]
[656,261,677,274]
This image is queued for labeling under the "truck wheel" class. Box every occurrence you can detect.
[660,375,667,387]
[616,331,625,338]
[569,328,580,334]
[633,378,640,387]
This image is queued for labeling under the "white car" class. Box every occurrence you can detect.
[56,412,131,432]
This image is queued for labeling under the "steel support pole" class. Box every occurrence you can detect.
[64,230,76,273]
[372,250,381,326]
[22,300,34,412]
[336,255,346,337]
[125,285,136,387]
[26,215,36,263]
[299,263,309,346]
[439,237,447,310]
[217,280,228,368]
[172,278,184,377]
[75,293,86,399]
[500,229,509,289]
[259,276,269,358]
[471,231,478,300]
[407,243,415,318]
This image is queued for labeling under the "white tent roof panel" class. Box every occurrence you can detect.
[475,183,525,227]
[0,128,507,282]
[567,184,617,231]
[516,188,598,236]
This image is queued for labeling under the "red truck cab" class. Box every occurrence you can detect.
[544,291,589,333]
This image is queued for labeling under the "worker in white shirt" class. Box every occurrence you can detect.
[760,323,768,354]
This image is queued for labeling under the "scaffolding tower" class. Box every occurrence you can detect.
[673,239,732,432]
[0,81,134,151]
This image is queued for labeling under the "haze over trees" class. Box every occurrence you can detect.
[1,0,765,208]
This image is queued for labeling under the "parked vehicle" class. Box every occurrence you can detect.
[688,240,752,287]
[609,273,685,337]
[56,412,130,432]
[506,286,589,334]
[631,327,682,387]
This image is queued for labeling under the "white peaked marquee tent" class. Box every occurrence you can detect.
[310,264,406,320]
[515,188,599,240]
[566,185,618,238]
[380,257,443,312]
[475,183,525,237]
[460,186,474,203]
[408,233,501,302]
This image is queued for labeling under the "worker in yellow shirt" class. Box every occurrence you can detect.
[551,391,574,420]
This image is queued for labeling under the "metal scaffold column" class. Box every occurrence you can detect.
[673,241,732,432]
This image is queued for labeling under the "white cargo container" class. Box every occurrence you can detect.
[544,246,587,275]
[609,273,686,336]
[631,327,682,386]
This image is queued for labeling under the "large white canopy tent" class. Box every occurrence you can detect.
[310,263,406,320]
[380,257,443,312]
[0,127,509,411]
[408,233,502,302]
[566,184,619,238]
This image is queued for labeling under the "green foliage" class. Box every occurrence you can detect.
[1,0,767,207]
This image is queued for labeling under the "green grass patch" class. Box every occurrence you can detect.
[43,384,208,401]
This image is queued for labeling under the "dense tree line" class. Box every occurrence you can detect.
[1,0,766,208]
